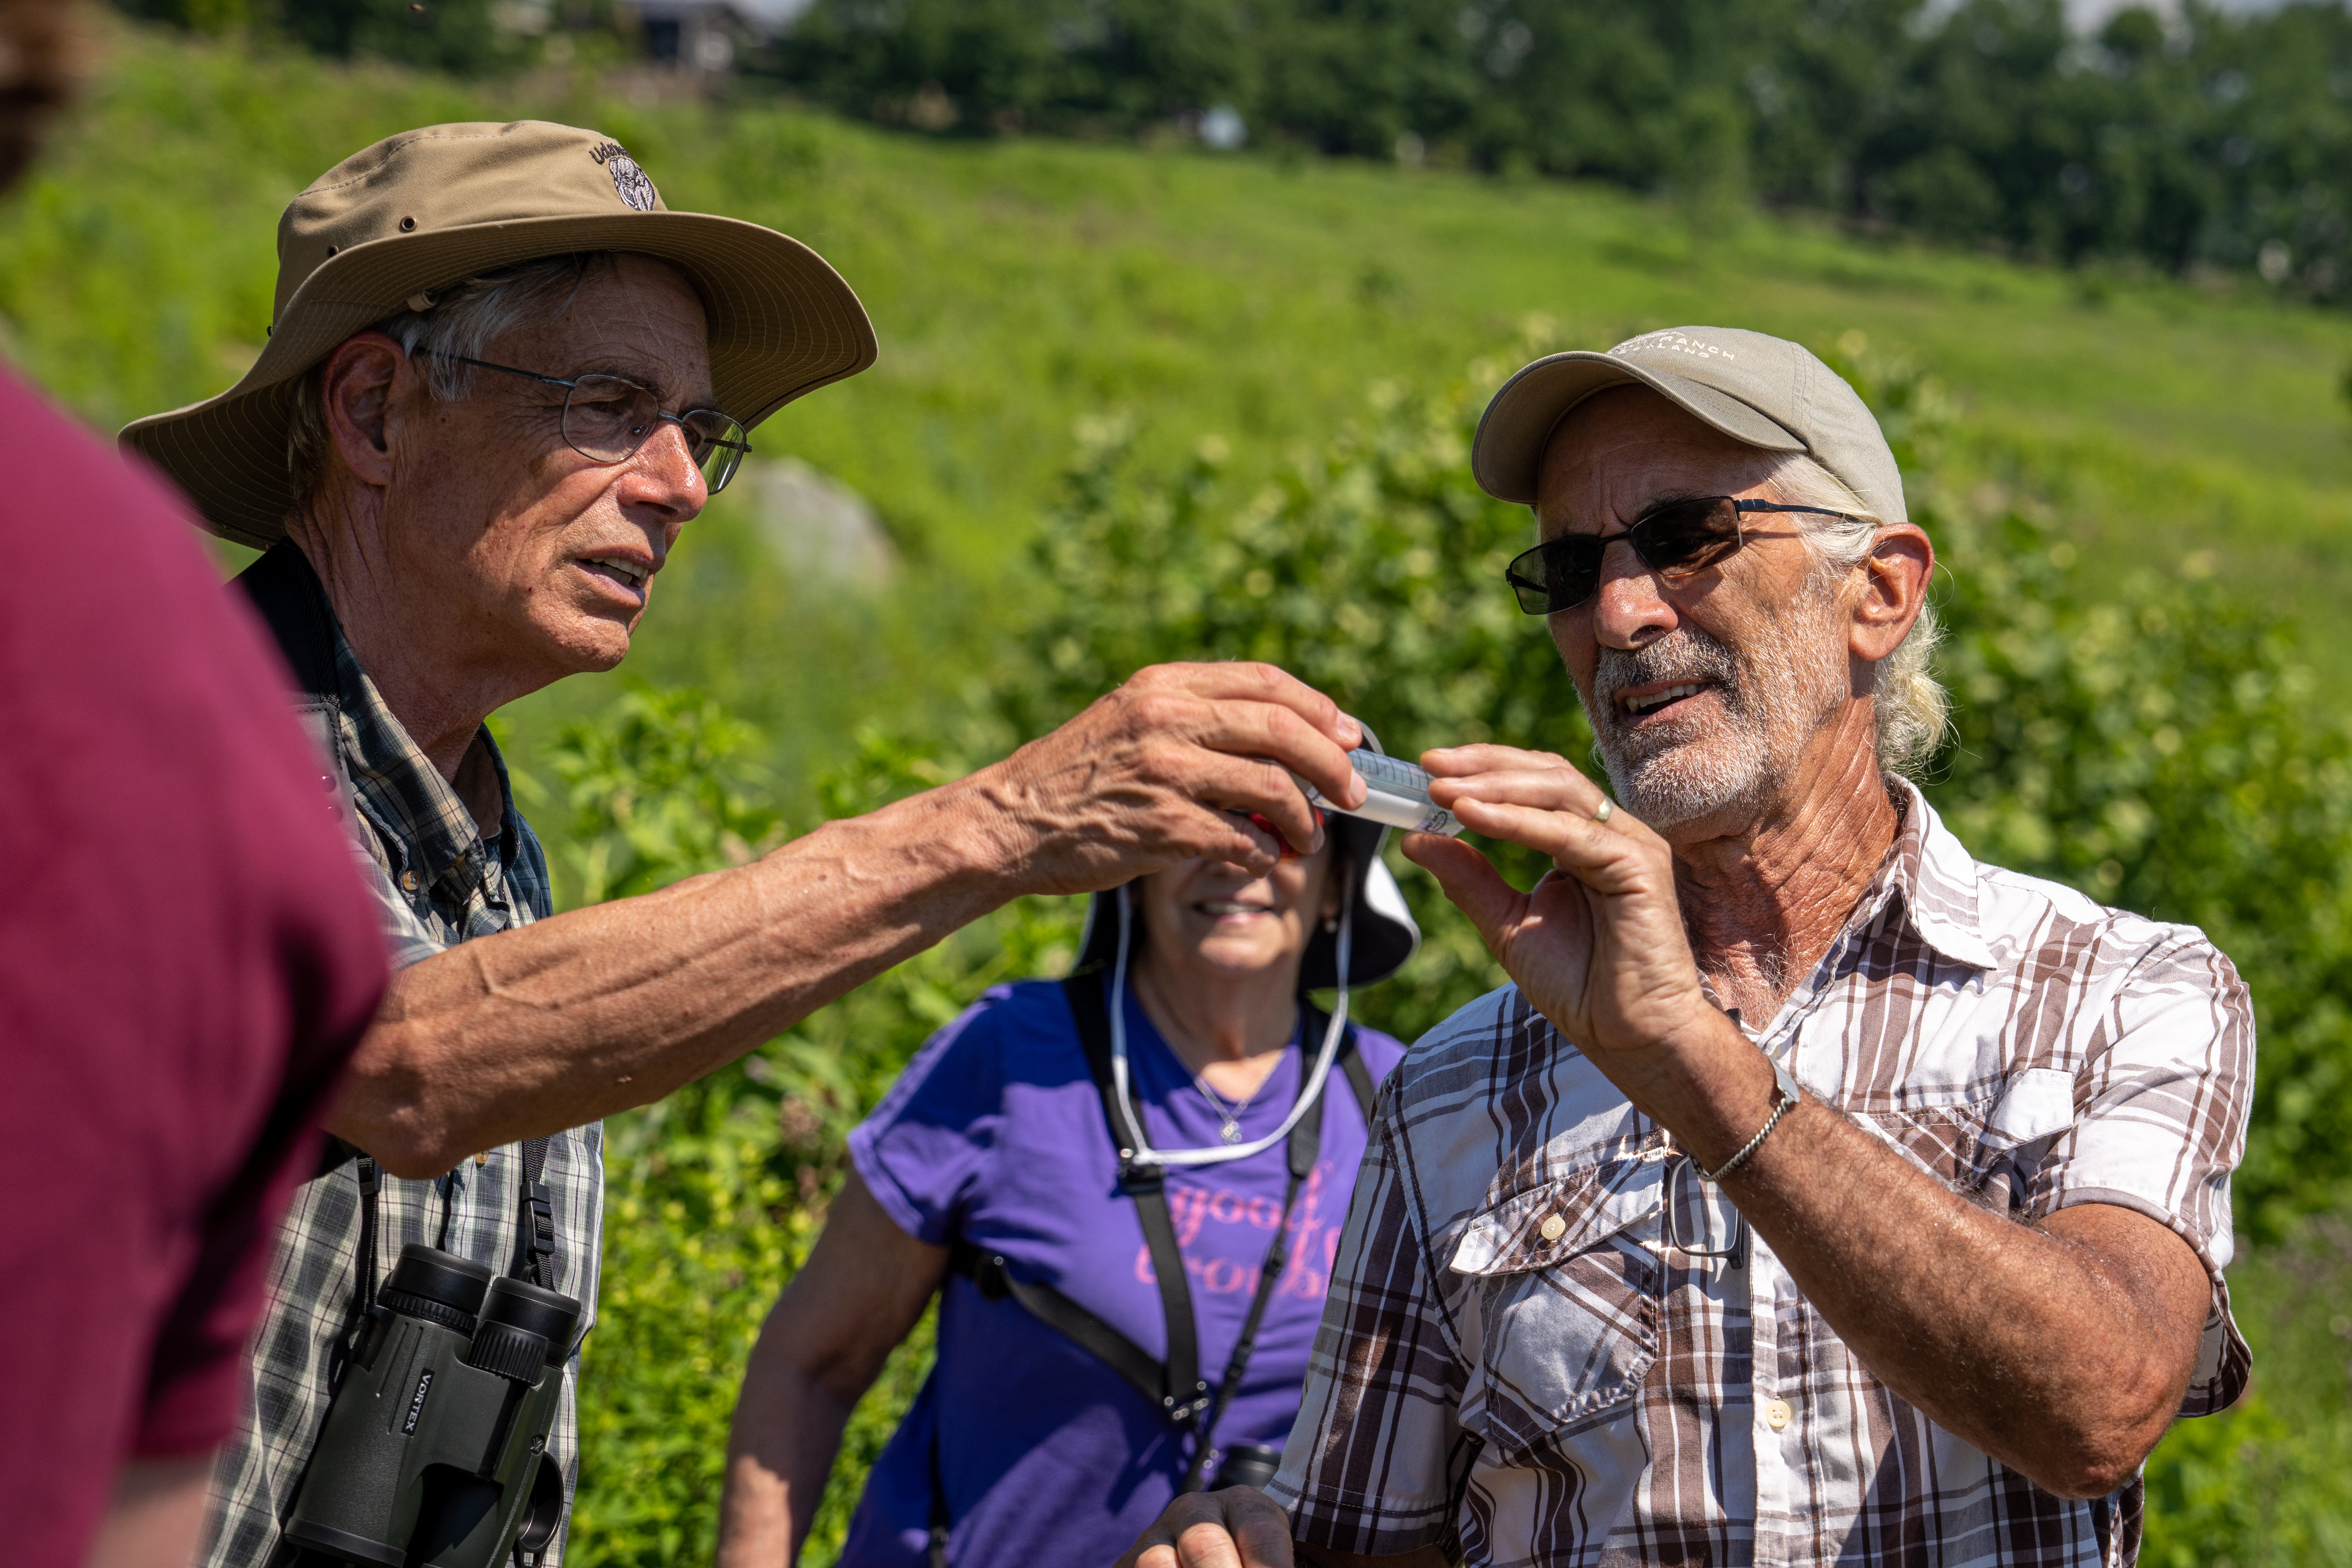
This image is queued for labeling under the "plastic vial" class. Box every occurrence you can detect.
[1304,750,1465,837]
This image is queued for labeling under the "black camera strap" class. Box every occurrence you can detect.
[926,969,1375,1564]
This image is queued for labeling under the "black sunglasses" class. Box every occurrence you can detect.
[421,352,752,495]
[1504,495,1869,615]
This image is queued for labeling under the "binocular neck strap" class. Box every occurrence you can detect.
[511,1136,558,1288]
[353,1157,382,1319]
[341,1135,557,1348]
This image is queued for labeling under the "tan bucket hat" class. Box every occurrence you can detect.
[121,119,877,548]
[1470,326,1907,525]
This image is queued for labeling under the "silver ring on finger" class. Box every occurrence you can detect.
[1592,798,1615,824]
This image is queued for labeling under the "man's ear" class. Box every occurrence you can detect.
[317,332,411,490]
[1851,523,1934,665]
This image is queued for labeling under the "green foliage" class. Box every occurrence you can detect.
[1009,329,2352,1558]
[2141,1217,2352,1565]
[1017,324,2352,1239]
[1820,334,2352,1238]
[26,22,2352,710]
[770,0,1258,138]
[17,29,2352,1560]
[0,24,482,436]
[541,702,1079,1566]
[1926,509,2352,1239]
[1807,336,2352,1239]
[526,687,783,907]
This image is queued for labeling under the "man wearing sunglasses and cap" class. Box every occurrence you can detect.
[1120,327,2253,1568]
[121,122,1370,1568]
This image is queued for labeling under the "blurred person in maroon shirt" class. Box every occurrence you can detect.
[0,4,388,1565]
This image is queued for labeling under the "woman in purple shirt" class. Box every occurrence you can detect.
[717,788,1419,1568]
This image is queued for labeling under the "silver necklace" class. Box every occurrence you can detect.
[1192,1069,1263,1145]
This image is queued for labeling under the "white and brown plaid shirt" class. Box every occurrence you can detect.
[1269,781,2252,1568]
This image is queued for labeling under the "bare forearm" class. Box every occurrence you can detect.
[1412,753,2212,1505]
[334,778,1014,1174]
[1719,1102,2200,1494]
[332,662,1374,1176]
[1619,1018,2198,1493]
[720,1176,943,1566]
[718,1356,859,1568]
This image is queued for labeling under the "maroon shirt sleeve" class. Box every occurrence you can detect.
[0,369,387,1568]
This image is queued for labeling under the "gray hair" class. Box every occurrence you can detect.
[283,251,617,516]
[1762,453,1950,777]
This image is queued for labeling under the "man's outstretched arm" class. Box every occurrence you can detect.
[334,663,1367,1176]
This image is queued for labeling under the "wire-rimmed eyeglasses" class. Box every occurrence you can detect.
[421,351,751,495]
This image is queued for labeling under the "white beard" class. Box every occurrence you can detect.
[1578,596,1850,830]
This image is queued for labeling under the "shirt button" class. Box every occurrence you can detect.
[400,870,420,892]
[1539,1213,1567,1242]
[1766,1399,1793,1431]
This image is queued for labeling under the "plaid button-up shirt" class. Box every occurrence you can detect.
[199,624,604,1568]
[1269,781,2252,1568]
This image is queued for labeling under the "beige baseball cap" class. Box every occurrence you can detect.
[1470,326,1906,525]
[121,119,877,548]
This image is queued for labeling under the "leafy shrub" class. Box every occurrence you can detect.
[1927,507,2352,1241]
[554,713,1079,1566]
[2141,1217,2352,1566]
[1827,334,2352,1244]
[527,687,783,906]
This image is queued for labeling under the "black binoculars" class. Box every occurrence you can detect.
[283,1243,581,1568]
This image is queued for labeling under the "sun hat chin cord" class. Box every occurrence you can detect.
[1106,878,1353,1169]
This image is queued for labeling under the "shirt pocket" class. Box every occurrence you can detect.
[1850,1066,2079,1213]
[1448,1156,1666,1461]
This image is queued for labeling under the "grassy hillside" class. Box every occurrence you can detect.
[11,21,2352,804]
[11,22,2352,1564]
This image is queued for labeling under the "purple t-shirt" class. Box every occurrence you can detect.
[842,978,1405,1568]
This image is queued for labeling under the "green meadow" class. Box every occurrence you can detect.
[12,20,2352,1564]
[14,20,2352,795]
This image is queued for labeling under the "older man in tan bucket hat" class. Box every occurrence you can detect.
[126,121,1371,1568]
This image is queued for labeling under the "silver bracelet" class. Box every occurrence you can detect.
[1697,1054,1804,1183]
